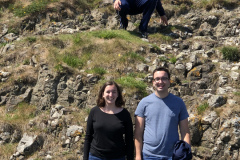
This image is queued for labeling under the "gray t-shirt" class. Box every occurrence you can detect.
[135,93,189,158]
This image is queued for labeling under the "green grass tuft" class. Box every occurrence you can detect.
[116,76,147,96]
[8,0,59,17]
[169,57,177,64]
[73,34,84,45]
[91,30,121,39]
[26,36,37,43]
[63,53,83,68]
[0,42,7,48]
[221,46,240,61]
[120,52,145,63]
[233,92,240,96]
[128,72,146,79]
[23,59,30,65]
[197,102,209,115]
[86,67,107,76]
[0,102,36,124]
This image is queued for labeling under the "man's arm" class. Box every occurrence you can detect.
[134,116,145,160]
[179,118,191,145]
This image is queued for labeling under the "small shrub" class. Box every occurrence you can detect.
[73,34,83,45]
[159,56,168,62]
[91,30,120,39]
[54,64,64,72]
[216,0,239,8]
[86,67,106,76]
[170,0,193,5]
[63,53,83,68]
[197,103,209,115]
[169,57,177,64]
[52,38,65,49]
[151,33,173,44]
[134,22,140,27]
[26,36,36,43]
[128,72,146,79]
[23,59,30,65]
[75,0,90,11]
[0,8,3,18]
[234,92,240,96]
[8,26,19,34]
[9,0,59,17]
[0,42,7,48]
[221,46,240,61]
[116,76,147,96]
[0,102,36,124]
[120,52,145,63]
[77,15,84,22]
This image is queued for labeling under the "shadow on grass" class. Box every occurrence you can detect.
[127,24,193,40]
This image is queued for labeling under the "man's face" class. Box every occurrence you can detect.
[153,71,170,93]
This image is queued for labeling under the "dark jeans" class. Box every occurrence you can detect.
[118,0,159,32]
[88,153,126,160]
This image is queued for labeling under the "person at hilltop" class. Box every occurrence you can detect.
[113,0,168,38]
[83,81,134,160]
[134,67,192,160]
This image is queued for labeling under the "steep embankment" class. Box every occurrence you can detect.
[0,0,240,159]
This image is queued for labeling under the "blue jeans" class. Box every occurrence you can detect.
[89,153,125,160]
[143,153,172,160]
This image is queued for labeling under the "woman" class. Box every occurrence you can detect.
[83,81,134,160]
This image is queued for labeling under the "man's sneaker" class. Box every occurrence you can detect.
[141,32,148,39]
[119,24,127,30]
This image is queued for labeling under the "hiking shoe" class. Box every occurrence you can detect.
[141,32,148,39]
[119,24,127,30]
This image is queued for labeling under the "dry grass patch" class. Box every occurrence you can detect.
[86,39,144,71]
[0,143,18,160]
[150,33,174,44]
[11,65,38,85]
[195,0,239,10]
[69,107,91,128]
[0,102,37,126]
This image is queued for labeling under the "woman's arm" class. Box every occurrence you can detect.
[124,111,134,160]
[83,109,94,160]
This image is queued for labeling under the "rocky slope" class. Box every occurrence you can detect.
[0,0,240,159]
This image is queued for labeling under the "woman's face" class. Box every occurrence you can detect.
[102,84,118,105]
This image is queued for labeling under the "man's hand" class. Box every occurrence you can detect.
[160,15,168,26]
[114,0,121,11]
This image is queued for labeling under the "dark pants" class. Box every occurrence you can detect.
[118,0,158,32]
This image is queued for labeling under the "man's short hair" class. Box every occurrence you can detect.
[152,67,170,79]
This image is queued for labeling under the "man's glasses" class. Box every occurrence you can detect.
[153,77,169,82]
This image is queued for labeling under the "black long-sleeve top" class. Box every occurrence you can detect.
[83,106,134,160]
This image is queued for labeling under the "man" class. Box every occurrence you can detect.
[134,67,191,160]
[113,0,168,38]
